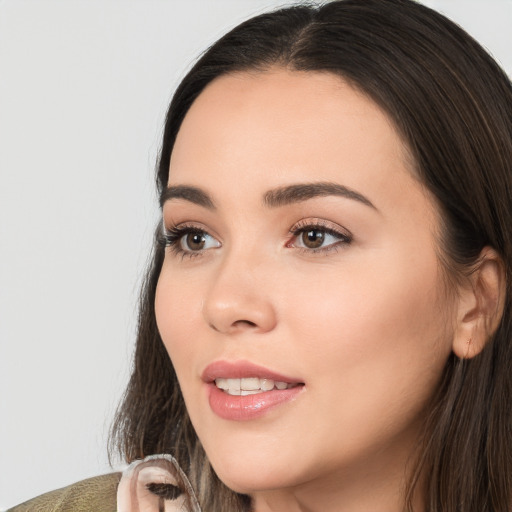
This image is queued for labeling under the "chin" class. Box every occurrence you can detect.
[215,469,291,496]
[207,447,312,496]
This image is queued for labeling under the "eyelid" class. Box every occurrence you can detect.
[161,220,220,240]
[289,218,352,238]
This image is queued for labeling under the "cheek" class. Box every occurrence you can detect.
[154,269,202,373]
[284,253,453,408]
[269,259,453,469]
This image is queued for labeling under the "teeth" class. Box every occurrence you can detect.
[241,377,260,391]
[214,377,293,394]
[227,378,240,391]
[240,389,261,396]
[260,379,274,391]
[215,378,229,390]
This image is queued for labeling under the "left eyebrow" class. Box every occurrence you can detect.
[263,182,377,210]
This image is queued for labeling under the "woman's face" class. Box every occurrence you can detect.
[155,69,457,506]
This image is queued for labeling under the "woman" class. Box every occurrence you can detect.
[10,0,512,511]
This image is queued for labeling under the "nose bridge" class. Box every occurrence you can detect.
[203,240,277,335]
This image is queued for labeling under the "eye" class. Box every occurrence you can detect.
[160,224,221,256]
[181,231,216,251]
[288,221,352,252]
[299,229,329,249]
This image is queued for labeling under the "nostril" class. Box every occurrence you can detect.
[233,319,257,328]
[208,320,257,330]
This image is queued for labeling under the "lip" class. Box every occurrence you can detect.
[201,360,303,383]
[202,360,305,421]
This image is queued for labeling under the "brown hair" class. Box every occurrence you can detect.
[111,1,512,510]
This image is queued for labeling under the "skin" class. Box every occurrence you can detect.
[155,69,461,512]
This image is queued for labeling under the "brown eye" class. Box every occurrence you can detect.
[302,229,325,249]
[290,223,352,252]
[178,229,221,253]
[162,225,221,255]
[184,232,206,251]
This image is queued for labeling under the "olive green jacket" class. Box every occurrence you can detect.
[7,473,121,512]
[7,454,202,512]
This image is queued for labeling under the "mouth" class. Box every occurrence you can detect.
[202,360,305,421]
[214,377,300,396]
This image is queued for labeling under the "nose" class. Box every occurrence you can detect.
[202,255,278,335]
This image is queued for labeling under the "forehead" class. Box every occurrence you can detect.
[168,68,426,217]
[171,68,402,164]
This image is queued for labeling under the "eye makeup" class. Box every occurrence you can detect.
[159,216,352,259]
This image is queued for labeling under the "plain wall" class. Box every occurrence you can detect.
[1,0,511,508]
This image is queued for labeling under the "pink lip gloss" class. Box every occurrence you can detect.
[207,383,303,421]
[202,360,305,421]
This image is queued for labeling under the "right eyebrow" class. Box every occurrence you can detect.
[159,185,215,209]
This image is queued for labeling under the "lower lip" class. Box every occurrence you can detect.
[207,383,304,421]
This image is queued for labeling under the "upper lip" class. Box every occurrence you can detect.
[201,360,303,384]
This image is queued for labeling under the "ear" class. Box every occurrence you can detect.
[452,247,506,359]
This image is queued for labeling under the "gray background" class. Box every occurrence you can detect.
[1,0,511,508]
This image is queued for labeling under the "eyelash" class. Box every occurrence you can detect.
[159,220,352,259]
[158,224,210,259]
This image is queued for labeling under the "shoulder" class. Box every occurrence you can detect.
[7,455,202,512]
[117,454,202,512]
[7,472,121,512]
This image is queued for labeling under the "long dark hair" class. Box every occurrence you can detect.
[111,1,512,510]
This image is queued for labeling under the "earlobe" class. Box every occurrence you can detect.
[452,247,506,359]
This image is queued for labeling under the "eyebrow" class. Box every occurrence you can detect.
[263,182,376,210]
[160,185,215,209]
[160,182,376,210]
